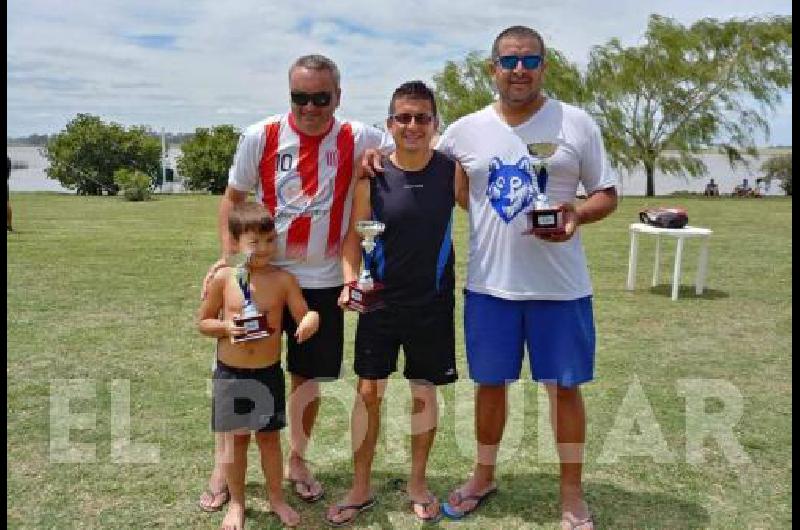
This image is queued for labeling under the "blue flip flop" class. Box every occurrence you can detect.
[442,487,497,520]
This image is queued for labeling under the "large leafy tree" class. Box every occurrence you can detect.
[42,114,161,195]
[586,14,792,195]
[177,125,240,195]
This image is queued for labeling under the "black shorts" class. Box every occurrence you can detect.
[354,300,457,386]
[212,361,286,432]
[283,286,344,380]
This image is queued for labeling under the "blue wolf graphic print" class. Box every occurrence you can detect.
[486,156,537,223]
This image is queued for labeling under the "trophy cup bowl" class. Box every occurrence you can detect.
[347,220,386,313]
[524,142,565,235]
[225,251,252,268]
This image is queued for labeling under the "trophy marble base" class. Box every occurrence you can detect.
[231,313,274,343]
[346,280,386,313]
[524,208,565,235]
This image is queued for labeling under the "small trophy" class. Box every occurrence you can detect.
[346,220,386,313]
[524,142,565,235]
[230,258,274,343]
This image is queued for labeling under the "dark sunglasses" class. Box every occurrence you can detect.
[496,55,543,70]
[290,91,333,107]
[390,113,434,125]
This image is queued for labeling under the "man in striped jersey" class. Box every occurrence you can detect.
[198,54,393,513]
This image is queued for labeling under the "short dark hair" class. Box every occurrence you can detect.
[228,202,275,240]
[289,54,341,88]
[491,26,546,62]
[388,80,437,117]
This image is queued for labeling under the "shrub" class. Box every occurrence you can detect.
[113,168,154,201]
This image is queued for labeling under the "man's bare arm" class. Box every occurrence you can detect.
[218,187,249,259]
[339,178,372,308]
[575,186,618,225]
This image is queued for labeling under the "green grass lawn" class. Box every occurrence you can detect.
[7,193,792,529]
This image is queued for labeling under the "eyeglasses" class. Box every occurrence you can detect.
[496,55,543,70]
[290,91,333,107]
[390,113,434,125]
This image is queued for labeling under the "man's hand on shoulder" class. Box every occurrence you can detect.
[201,258,231,300]
[361,149,384,178]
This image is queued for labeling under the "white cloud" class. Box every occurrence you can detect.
[6,0,793,144]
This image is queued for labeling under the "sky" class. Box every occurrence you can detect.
[6,0,793,145]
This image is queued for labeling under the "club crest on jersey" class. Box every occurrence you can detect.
[486,156,536,223]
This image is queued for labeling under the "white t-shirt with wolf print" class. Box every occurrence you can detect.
[437,99,617,300]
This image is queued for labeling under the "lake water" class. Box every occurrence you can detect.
[7,144,788,196]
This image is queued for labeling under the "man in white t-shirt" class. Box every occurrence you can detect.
[365,26,617,529]
[197,54,393,520]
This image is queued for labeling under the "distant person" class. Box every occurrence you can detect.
[734,178,753,197]
[704,178,719,197]
[198,201,320,529]
[7,156,12,232]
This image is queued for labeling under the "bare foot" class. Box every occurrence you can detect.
[270,499,300,528]
[561,496,593,530]
[285,455,323,501]
[220,502,245,530]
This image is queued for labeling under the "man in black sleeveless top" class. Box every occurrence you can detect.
[325,81,468,525]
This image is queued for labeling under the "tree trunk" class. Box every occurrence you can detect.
[644,160,655,197]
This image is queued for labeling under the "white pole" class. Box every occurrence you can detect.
[161,127,167,188]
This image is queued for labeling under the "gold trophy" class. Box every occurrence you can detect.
[524,142,565,235]
[346,220,386,313]
[227,251,273,343]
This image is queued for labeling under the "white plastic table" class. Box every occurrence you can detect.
[626,223,713,301]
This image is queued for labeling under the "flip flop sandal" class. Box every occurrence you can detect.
[324,497,377,527]
[197,486,230,513]
[287,478,325,503]
[441,487,498,520]
[409,494,443,523]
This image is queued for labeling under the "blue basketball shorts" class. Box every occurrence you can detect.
[464,290,596,388]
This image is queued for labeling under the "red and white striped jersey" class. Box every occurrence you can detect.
[228,113,393,288]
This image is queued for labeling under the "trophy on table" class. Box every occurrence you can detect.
[346,220,386,313]
[524,142,565,235]
[227,251,274,343]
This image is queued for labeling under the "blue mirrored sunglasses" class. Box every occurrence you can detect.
[496,55,542,70]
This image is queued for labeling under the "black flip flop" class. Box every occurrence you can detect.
[324,497,377,527]
[442,486,498,519]
[410,494,443,523]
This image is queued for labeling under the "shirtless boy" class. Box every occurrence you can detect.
[198,201,320,529]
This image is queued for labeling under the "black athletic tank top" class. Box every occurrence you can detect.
[368,150,455,307]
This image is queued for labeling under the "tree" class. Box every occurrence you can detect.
[586,15,792,196]
[177,125,240,194]
[42,114,160,195]
[761,152,792,196]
